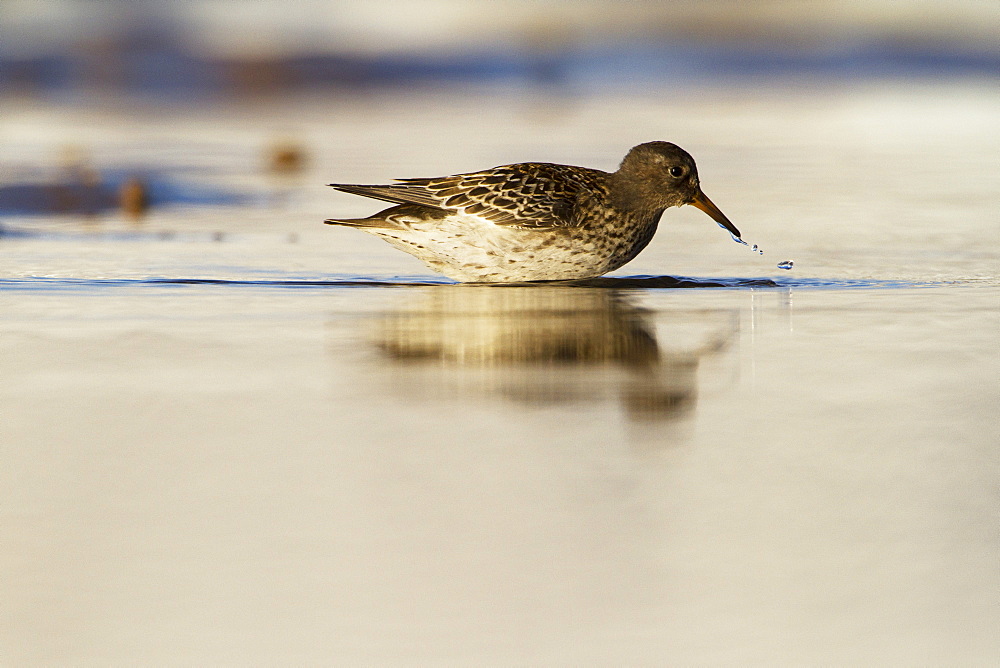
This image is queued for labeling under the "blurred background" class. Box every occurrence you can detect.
[2,0,998,101]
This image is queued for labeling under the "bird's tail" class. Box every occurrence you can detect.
[323,217,395,228]
[325,202,439,230]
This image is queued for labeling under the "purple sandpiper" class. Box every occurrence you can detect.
[325,142,741,282]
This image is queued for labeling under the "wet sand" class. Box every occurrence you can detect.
[1,82,998,663]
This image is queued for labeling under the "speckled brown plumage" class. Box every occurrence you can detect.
[324,142,741,282]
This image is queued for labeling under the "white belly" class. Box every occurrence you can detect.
[369,214,613,283]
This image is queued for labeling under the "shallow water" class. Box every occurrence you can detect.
[1,82,998,663]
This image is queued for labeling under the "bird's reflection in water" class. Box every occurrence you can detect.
[366,286,737,428]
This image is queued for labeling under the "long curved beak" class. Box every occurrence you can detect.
[690,190,741,239]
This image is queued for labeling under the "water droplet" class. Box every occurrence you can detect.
[777,260,794,270]
[728,232,763,255]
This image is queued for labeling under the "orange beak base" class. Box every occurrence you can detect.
[690,191,741,239]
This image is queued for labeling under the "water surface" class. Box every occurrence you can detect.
[1,83,998,663]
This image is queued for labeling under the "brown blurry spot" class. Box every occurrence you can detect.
[119,177,149,221]
[267,141,307,175]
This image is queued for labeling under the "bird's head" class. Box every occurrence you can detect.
[615,141,741,239]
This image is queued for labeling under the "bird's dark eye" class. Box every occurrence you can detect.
[669,166,685,178]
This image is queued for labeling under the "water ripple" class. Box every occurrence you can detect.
[0,274,952,292]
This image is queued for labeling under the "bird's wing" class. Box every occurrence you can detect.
[329,163,608,229]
